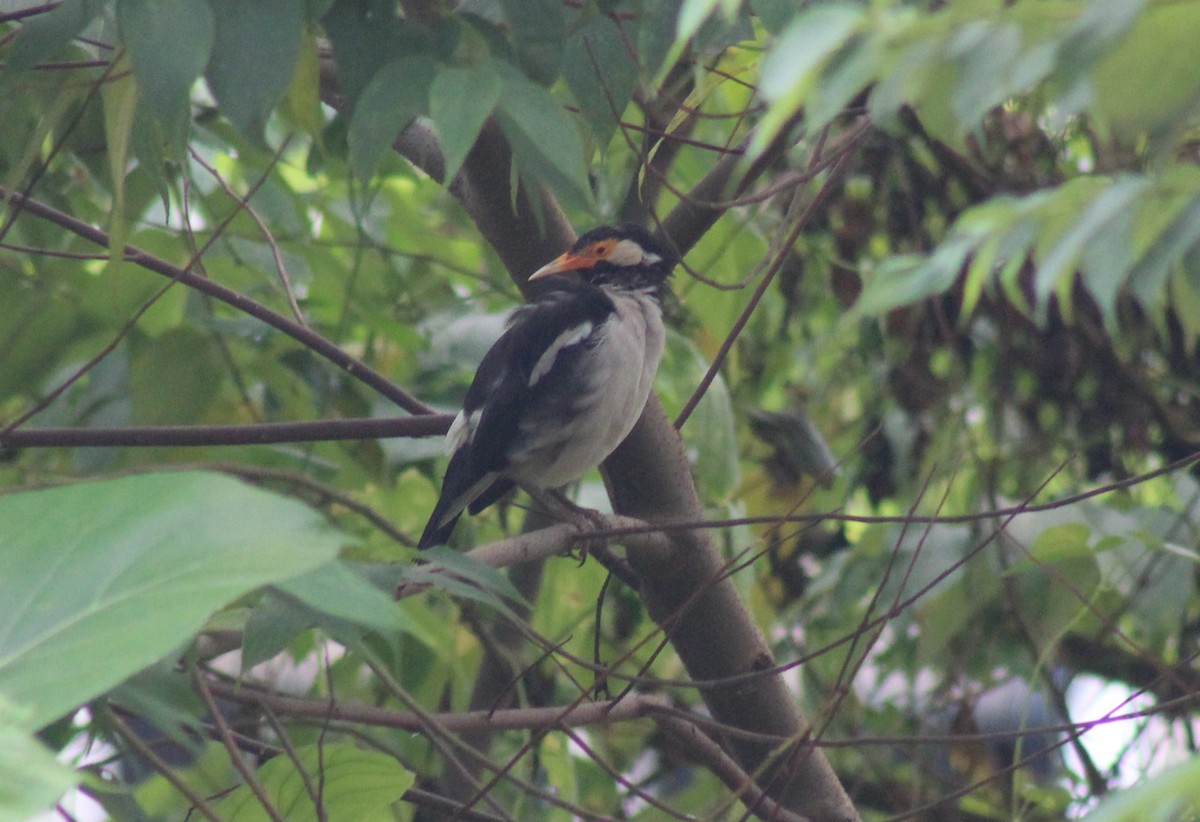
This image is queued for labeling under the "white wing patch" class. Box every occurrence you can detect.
[506,291,665,488]
[445,408,481,450]
[529,322,593,387]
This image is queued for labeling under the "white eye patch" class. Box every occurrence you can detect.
[606,238,658,266]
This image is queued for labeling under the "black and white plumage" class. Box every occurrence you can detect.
[418,224,675,549]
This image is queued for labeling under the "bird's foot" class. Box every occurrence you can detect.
[569,505,611,566]
[523,487,609,563]
[522,487,641,586]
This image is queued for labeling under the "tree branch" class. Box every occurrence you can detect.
[0,186,432,417]
[207,677,671,733]
[0,415,451,449]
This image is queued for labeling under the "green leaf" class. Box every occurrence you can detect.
[219,743,415,822]
[130,105,173,211]
[753,4,865,155]
[1078,193,1138,323]
[282,27,324,138]
[852,231,975,317]
[242,593,316,670]
[494,60,593,210]
[0,696,78,821]
[561,15,638,145]
[320,0,430,111]
[499,0,564,85]
[1091,2,1200,140]
[428,65,501,185]
[1006,522,1093,574]
[950,21,1022,127]
[3,0,104,74]
[867,34,939,134]
[677,0,723,43]
[806,33,882,131]
[748,0,796,34]
[130,327,224,424]
[1127,195,1200,309]
[1033,176,1148,309]
[401,547,528,615]
[348,57,436,182]
[276,560,434,643]
[101,54,139,260]
[204,0,304,137]
[659,332,739,503]
[0,472,343,729]
[118,0,215,156]
[758,4,865,103]
[638,0,683,79]
[1083,756,1200,822]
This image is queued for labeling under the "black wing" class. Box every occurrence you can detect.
[417,283,615,549]
[466,284,616,478]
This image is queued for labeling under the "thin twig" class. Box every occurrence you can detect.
[105,707,224,822]
[0,185,433,416]
[190,665,287,822]
[259,703,325,820]
[652,714,809,822]
[0,414,451,448]
[189,146,308,326]
[673,147,858,429]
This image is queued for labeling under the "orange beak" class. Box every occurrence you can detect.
[528,250,597,282]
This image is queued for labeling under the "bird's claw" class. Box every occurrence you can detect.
[524,486,610,564]
[566,506,611,565]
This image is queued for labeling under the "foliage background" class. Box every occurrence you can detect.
[3,0,1200,819]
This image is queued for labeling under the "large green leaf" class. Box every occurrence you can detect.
[320,0,431,110]
[498,0,564,85]
[428,64,501,185]
[494,60,593,210]
[2,0,104,75]
[276,560,436,644]
[1084,756,1200,822]
[204,0,304,136]
[0,696,78,821]
[561,14,638,146]
[348,56,436,182]
[753,4,865,155]
[0,472,343,729]
[219,743,414,822]
[1090,1,1200,140]
[117,0,215,156]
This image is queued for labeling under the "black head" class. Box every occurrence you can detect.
[528,223,676,292]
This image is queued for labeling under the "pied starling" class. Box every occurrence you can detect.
[418,224,675,549]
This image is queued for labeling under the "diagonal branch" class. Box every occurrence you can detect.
[0,185,432,417]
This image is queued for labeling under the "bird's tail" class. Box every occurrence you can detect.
[417,509,461,550]
[418,451,504,549]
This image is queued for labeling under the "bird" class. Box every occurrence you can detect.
[418,223,675,549]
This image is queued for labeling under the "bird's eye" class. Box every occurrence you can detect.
[593,243,611,257]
